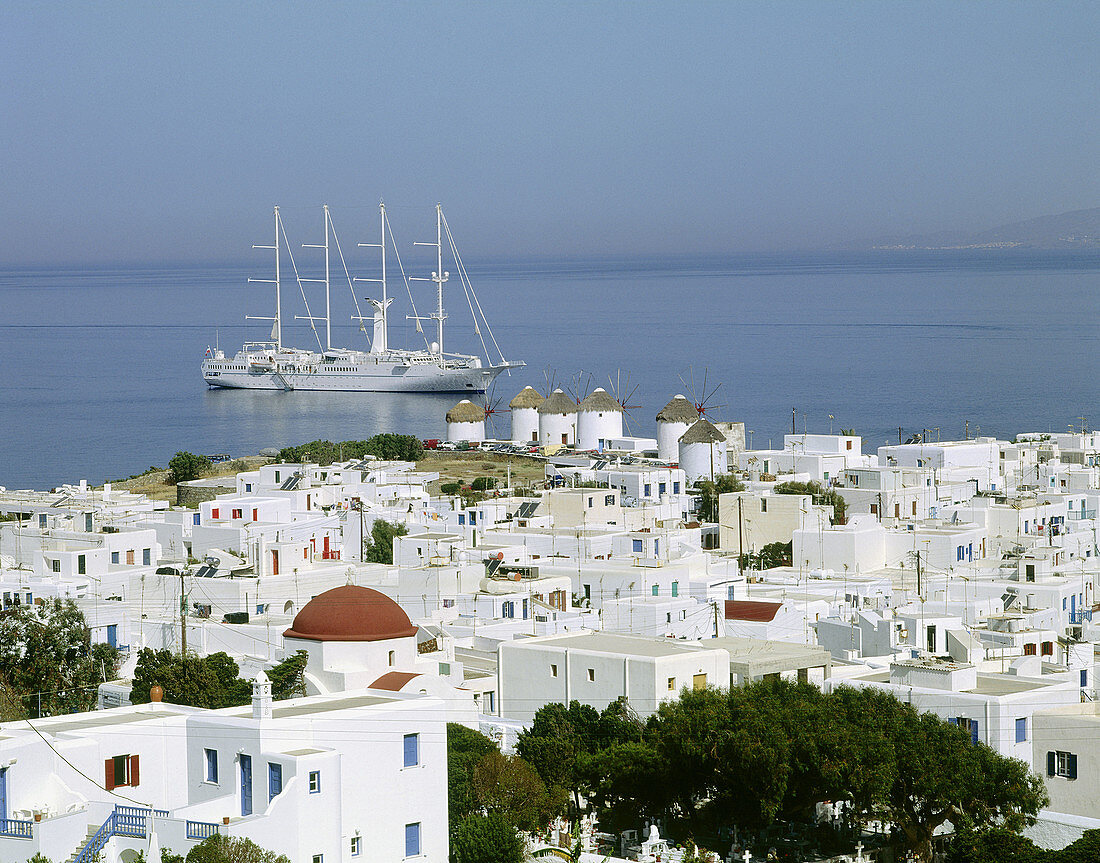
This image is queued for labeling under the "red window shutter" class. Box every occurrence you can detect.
[129,754,140,786]
[105,758,116,791]
[212,508,220,519]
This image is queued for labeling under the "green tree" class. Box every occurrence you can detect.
[448,723,497,822]
[740,540,792,570]
[471,749,563,832]
[168,451,211,484]
[185,833,290,863]
[879,706,1047,863]
[129,649,251,708]
[449,813,525,863]
[470,476,497,491]
[266,650,309,700]
[773,479,847,523]
[695,474,745,522]
[945,827,1045,863]
[440,482,462,496]
[364,518,408,564]
[517,701,601,810]
[0,599,118,717]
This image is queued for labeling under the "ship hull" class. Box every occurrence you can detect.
[202,360,512,393]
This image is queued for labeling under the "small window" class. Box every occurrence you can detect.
[1048,750,1078,779]
[632,539,643,553]
[405,822,421,858]
[761,499,767,513]
[388,650,396,666]
[351,837,362,857]
[403,733,420,768]
[668,677,676,691]
[1042,641,1054,656]
[269,762,282,800]
[52,559,61,573]
[550,664,558,677]
[232,509,242,519]
[587,668,595,682]
[205,748,218,783]
[1024,643,1037,656]
[644,484,652,497]
[309,770,321,793]
[587,497,594,508]
[143,548,151,566]
[651,584,659,596]
[673,482,680,494]
[104,754,139,790]
[111,551,120,564]
[313,856,323,863]
[1015,718,1027,743]
[78,554,86,575]
[126,550,134,565]
[659,482,666,495]
[605,494,615,505]
[671,581,679,597]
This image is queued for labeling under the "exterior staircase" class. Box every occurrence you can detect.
[63,824,101,863]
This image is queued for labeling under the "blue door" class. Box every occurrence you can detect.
[0,766,7,822]
[240,755,252,816]
[106,625,117,648]
[1071,593,1077,621]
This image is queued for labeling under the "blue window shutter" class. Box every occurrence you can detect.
[1068,753,1078,780]
[948,717,958,726]
[632,539,643,553]
[1047,751,1056,776]
[405,823,420,857]
[971,722,979,746]
[1082,669,1089,687]
[1015,718,1026,743]
[403,734,418,768]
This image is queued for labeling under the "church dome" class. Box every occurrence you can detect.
[283,585,417,642]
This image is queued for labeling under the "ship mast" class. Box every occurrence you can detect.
[247,205,283,350]
[355,201,392,353]
[301,205,333,350]
[412,203,448,357]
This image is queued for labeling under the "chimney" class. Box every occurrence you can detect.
[252,670,272,720]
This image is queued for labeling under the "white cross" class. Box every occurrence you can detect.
[855,841,864,862]
[742,850,752,863]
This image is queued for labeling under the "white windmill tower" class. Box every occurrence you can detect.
[538,389,578,447]
[656,395,698,461]
[509,387,544,443]
[446,399,486,443]
[575,388,624,452]
[678,417,729,483]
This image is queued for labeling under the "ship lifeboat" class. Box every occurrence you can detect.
[250,356,275,371]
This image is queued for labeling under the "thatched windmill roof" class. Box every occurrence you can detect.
[446,400,486,424]
[679,418,725,445]
[509,386,545,409]
[538,389,577,416]
[656,394,698,423]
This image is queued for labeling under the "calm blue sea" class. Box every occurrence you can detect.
[1,250,1098,491]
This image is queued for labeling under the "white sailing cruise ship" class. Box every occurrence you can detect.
[202,203,523,392]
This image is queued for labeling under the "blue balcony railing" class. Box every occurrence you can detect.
[0,817,33,839]
[187,820,222,840]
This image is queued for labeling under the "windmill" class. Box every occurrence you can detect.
[607,369,642,436]
[678,366,725,419]
[564,370,595,406]
[477,381,508,440]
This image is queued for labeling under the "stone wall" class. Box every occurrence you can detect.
[177,480,235,507]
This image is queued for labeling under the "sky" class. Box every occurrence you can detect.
[2,2,1097,265]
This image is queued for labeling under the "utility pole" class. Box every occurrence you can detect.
[737,495,745,577]
[792,407,796,435]
[916,549,922,599]
[180,571,187,654]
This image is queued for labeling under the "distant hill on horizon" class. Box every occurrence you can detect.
[867,206,1100,250]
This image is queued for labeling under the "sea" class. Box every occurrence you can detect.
[1,249,1098,492]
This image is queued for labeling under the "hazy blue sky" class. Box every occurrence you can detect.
[2,2,1096,264]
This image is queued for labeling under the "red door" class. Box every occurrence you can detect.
[271,550,280,575]
[323,536,330,558]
